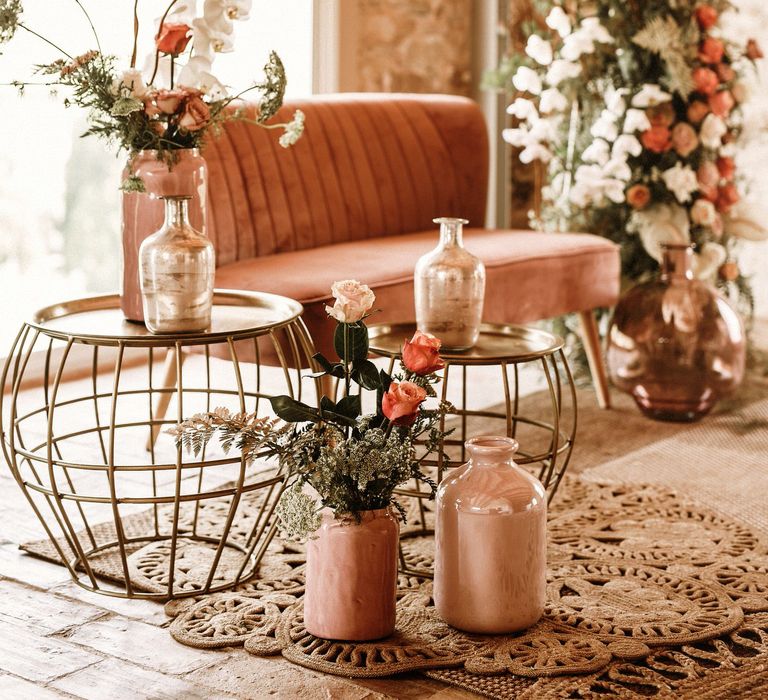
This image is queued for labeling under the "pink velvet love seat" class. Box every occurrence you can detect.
[204,93,619,407]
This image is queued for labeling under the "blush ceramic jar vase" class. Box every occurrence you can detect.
[303,507,399,641]
[434,436,547,634]
[607,243,746,422]
[122,149,208,322]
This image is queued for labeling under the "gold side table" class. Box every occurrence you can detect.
[1,290,318,600]
[369,322,577,576]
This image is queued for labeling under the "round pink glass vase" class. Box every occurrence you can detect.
[121,149,208,322]
[607,243,745,422]
[434,436,547,634]
[303,507,399,641]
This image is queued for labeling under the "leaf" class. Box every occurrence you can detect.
[334,322,369,362]
[335,394,362,419]
[269,395,321,423]
[110,96,143,116]
[351,359,381,390]
[312,353,346,378]
[318,396,358,427]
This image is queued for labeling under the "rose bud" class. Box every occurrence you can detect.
[155,23,192,56]
[746,39,764,60]
[716,156,735,181]
[382,381,427,426]
[692,67,719,95]
[687,100,709,123]
[641,125,672,153]
[708,90,734,118]
[695,5,718,30]
[718,261,740,281]
[402,331,445,375]
[626,184,651,209]
[698,37,724,64]
[671,122,699,157]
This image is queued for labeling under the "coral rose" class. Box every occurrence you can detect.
[178,95,210,131]
[381,381,427,426]
[402,331,445,375]
[646,102,675,127]
[697,161,720,200]
[716,183,740,213]
[156,23,191,56]
[708,90,734,118]
[686,100,709,123]
[693,67,719,95]
[746,39,764,60]
[154,89,184,115]
[626,184,651,209]
[325,280,376,324]
[695,5,718,30]
[718,261,740,281]
[641,125,672,153]
[698,37,724,64]
[716,156,735,180]
[671,122,699,157]
[716,63,735,82]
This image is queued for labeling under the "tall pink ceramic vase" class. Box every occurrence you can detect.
[121,149,208,322]
[434,436,547,634]
[304,507,399,641]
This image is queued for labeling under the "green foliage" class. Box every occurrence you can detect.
[0,0,21,44]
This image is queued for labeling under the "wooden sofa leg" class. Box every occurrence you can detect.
[578,310,611,410]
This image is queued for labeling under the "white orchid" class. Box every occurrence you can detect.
[582,139,610,165]
[661,163,698,203]
[580,17,614,45]
[539,88,568,114]
[192,16,234,56]
[520,142,553,163]
[623,108,652,133]
[525,35,553,65]
[605,88,629,117]
[570,164,626,206]
[612,134,642,159]
[545,6,571,38]
[502,127,529,147]
[546,59,581,86]
[512,66,542,95]
[591,112,619,141]
[177,55,227,97]
[603,157,632,181]
[631,84,672,108]
[628,203,691,262]
[700,113,727,149]
[561,17,613,61]
[206,0,252,21]
[506,98,538,121]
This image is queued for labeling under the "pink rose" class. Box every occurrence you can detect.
[381,381,427,426]
[402,331,445,375]
[716,156,735,181]
[698,37,724,64]
[687,100,709,123]
[716,183,740,213]
[154,89,185,115]
[325,280,376,324]
[693,67,719,95]
[691,198,717,226]
[697,161,720,200]
[715,63,735,82]
[708,90,734,117]
[178,95,211,131]
[695,5,718,30]
[626,184,651,209]
[671,122,699,157]
[641,126,672,153]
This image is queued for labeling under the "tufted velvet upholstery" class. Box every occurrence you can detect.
[203,93,620,386]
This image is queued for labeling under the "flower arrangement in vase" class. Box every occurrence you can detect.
[488,0,767,321]
[171,280,450,641]
[0,0,304,321]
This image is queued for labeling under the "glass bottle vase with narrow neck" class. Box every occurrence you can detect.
[414,217,486,351]
[607,243,745,421]
[139,195,215,334]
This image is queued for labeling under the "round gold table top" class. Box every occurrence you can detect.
[28,290,304,347]
[368,322,564,365]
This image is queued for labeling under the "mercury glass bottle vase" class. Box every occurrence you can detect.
[434,436,547,634]
[139,195,215,334]
[304,507,399,641]
[607,243,746,422]
[414,217,486,351]
[122,148,208,322]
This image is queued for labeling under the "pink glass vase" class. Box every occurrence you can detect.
[607,243,746,421]
[304,507,399,641]
[121,149,208,322]
[434,436,547,634]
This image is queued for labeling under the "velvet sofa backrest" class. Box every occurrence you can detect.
[203,93,489,267]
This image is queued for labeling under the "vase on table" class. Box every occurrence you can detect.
[122,148,208,322]
[303,507,399,641]
[434,436,547,634]
[414,217,486,351]
[607,243,745,422]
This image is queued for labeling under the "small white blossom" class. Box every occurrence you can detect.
[528,117,557,142]
[545,6,571,38]
[279,109,305,148]
[525,34,553,65]
[700,114,727,149]
[612,134,642,159]
[623,108,652,133]
[512,65,543,94]
[561,17,613,60]
[502,127,529,147]
[546,59,581,85]
[582,139,610,165]
[506,98,538,121]
[606,88,629,116]
[631,84,672,108]
[603,157,632,181]
[661,162,699,203]
[580,17,614,44]
[520,142,553,163]
[591,113,619,141]
[539,88,568,114]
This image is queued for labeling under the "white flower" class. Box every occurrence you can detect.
[520,143,552,163]
[539,88,568,114]
[177,55,227,97]
[694,242,727,280]
[582,139,610,165]
[690,199,717,227]
[629,203,690,261]
[569,164,625,205]
[325,280,375,324]
[279,109,305,148]
[528,117,557,142]
[661,163,698,203]
[580,17,614,44]
[731,81,750,103]
[192,16,234,57]
[206,0,252,21]
[512,66,542,94]
[591,113,619,142]
[603,157,632,181]
[546,59,581,85]
[525,35,553,65]
[112,68,146,98]
[719,142,737,158]
[631,84,672,108]
[612,134,642,159]
[700,114,727,149]
[506,98,538,121]
[546,6,571,38]
[502,127,529,147]
[561,17,613,61]
[605,88,629,117]
[623,108,652,133]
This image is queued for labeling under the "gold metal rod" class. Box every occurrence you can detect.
[166,342,184,598]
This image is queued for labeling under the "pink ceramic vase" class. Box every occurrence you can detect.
[304,507,399,641]
[434,436,547,634]
[121,149,208,322]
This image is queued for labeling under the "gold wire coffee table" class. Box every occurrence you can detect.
[1,290,318,600]
[369,322,577,575]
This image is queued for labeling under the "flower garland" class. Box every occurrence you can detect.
[490,0,767,316]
